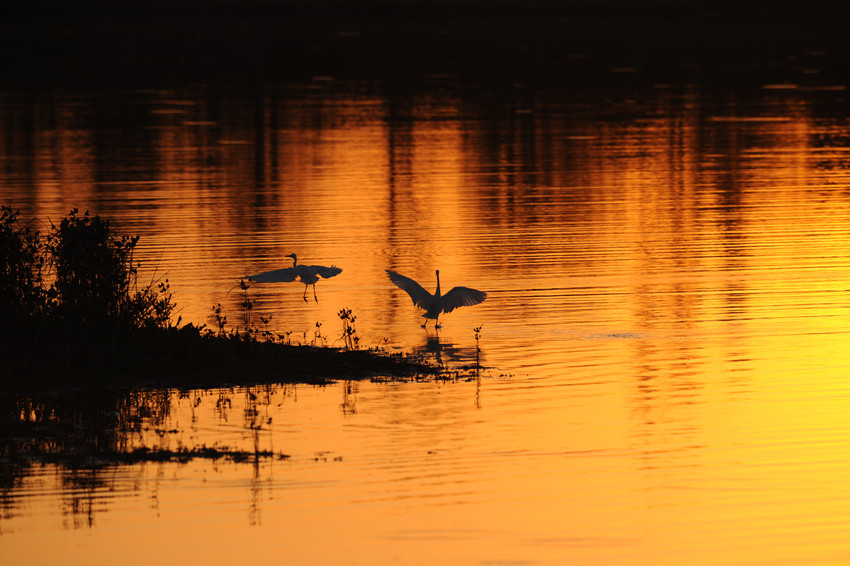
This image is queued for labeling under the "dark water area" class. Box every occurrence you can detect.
[3,0,850,93]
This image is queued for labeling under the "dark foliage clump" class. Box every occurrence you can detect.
[1,206,175,383]
[45,209,174,331]
[0,206,48,331]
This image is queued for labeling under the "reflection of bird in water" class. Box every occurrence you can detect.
[386,269,487,328]
[420,334,461,365]
[247,254,342,302]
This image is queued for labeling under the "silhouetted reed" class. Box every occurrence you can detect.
[337,308,359,350]
[473,325,482,369]
[238,278,255,329]
[311,321,326,346]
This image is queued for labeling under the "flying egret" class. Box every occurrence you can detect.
[386,269,487,328]
[247,254,342,302]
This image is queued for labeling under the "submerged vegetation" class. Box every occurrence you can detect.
[0,206,438,393]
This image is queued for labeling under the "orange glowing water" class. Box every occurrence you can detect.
[2,75,850,565]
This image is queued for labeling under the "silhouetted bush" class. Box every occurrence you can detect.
[0,206,48,331]
[1,206,174,339]
[47,209,137,327]
[45,209,174,331]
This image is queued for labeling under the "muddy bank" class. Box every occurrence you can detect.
[2,323,440,394]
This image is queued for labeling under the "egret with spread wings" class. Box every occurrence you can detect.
[247,254,342,302]
[386,269,486,328]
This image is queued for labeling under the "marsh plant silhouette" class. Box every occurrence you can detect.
[0,205,46,328]
[1,207,176,382]
[473,325,482,368]
[237,279,256,329]
[210,302,228,336]
[337,308,359,350]
[1,207,174,336]
[46,209,174,330]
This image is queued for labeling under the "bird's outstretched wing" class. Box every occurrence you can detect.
[441,286,487,313]
[386,269,432,309]
[313,265,343,279]
[246,267,298,283]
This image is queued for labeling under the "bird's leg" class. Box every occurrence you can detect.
[434,314,441,329]
[302,285,308,302]
[312,284,318,302]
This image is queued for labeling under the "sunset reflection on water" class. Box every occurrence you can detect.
[3,39,850,565]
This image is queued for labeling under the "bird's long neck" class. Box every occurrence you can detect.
[435,271,441,298]
[290,255,297,267]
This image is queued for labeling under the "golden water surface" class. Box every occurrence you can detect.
[2,76,850,565]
